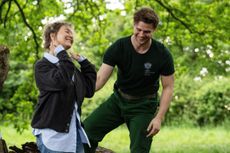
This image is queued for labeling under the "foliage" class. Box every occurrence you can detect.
[166,76,230,126]
[193,77,230,126]
[0,0,229,131]
[0,67,38,132]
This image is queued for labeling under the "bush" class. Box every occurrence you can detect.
[0,69,38,133]
[193,77,230,126]
[165,75,200,126]
[165,76,230,126]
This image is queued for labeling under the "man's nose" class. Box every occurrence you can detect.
[139,31,145,36]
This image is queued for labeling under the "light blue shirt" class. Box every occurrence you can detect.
[33,46,90,152]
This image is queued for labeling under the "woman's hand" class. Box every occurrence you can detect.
[69,51,80,61]
[49,40,59,55]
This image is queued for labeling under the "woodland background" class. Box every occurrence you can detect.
[0,0,229,135]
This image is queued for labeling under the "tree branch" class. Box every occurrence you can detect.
[155,0,194,33]
[13,0,39,60]
[155,0,207,35]
[3,0,12,27]
[0,0,10,23]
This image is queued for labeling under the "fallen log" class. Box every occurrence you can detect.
[8,141,115,153]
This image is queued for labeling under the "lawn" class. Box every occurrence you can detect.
[1,125,229,153]
[100,125,230,153]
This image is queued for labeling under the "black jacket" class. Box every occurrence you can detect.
[31,50,96,133]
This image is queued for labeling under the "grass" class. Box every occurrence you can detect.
[99,125,230,153]
[1,125,230,153]
[0,126,35,147]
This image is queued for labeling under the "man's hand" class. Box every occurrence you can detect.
[146,117,161,137]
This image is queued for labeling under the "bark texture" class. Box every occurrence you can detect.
[0,45,9,90]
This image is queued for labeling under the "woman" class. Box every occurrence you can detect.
[31,21,96,153]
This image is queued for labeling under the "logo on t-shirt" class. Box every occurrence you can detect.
[144,62,154,76]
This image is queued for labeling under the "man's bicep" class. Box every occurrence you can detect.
[98,63,114,79]
[96,63,114,91]
[160,74,174,87]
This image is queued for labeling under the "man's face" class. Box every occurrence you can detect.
[133,21,155,45]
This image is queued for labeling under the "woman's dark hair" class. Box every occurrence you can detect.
[134,7,159,29]
[43,21,72,50]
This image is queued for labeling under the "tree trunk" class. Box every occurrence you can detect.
[0,45,10,91]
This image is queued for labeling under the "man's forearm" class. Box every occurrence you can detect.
[155,86,173,121]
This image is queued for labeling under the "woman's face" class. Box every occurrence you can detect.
[54,25,74,50]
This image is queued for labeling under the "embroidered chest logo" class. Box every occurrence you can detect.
[144,62,154,76]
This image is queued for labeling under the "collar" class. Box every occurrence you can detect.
[44,52,59,64]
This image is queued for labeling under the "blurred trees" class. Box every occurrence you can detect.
[0,0,229,131]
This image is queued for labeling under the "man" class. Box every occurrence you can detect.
[84,7,174,153]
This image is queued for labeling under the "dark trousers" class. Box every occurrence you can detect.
[83,91,158,153]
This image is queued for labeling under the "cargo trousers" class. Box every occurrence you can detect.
[83,90,158,153]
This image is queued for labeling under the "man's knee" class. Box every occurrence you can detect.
[130,135,152,153]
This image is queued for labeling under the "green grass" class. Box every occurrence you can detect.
[0,126,35,147]
[1,125,230,153]
[99,126,230,153]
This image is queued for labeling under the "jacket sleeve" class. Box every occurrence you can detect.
[35,51,75,91]
[79,59,96,98]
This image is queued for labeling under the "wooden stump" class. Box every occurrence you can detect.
[0,138,8,153]
[0,45,9,91]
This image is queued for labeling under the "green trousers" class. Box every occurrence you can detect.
[83,91,158,153]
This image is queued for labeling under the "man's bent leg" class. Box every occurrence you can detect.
[127,114,154,153]
[83,140,97,153]
[83,93,124,153]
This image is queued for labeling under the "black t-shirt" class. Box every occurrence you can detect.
[103,36,174,96]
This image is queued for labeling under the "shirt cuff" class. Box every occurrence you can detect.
[77,55,86,62]
[54,45,65,56]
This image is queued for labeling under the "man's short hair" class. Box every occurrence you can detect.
[134,7,159,29]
